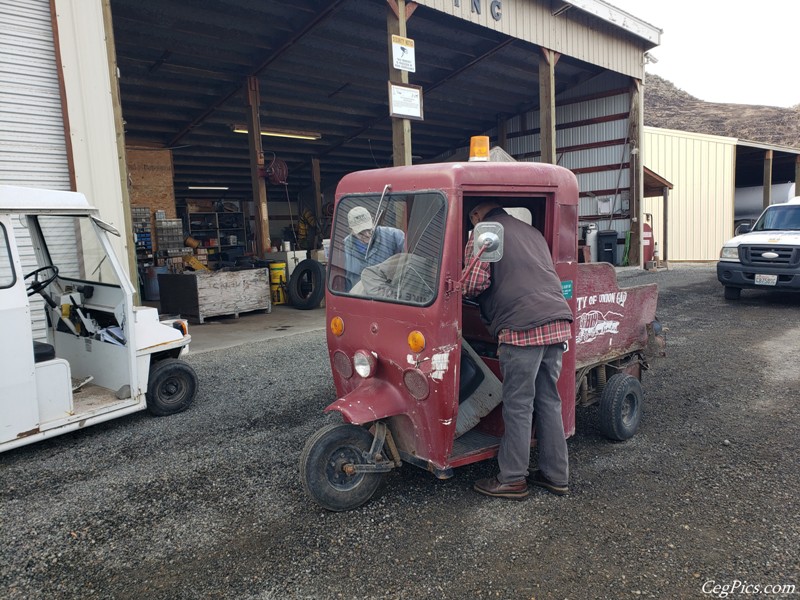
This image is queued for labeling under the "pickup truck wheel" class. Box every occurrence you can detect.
[300,423,384,511]
[146,358,198,416]
[724,286,741,300]
[598,373,643,441]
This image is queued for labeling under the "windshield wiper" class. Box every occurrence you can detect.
[365,184,391,259]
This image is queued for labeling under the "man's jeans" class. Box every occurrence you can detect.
[496,342,569,485]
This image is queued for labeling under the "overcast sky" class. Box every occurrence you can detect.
[607,0,798,108]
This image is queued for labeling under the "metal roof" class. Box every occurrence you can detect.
[110,0,629,205]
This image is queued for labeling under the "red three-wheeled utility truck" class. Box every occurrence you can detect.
[301,143,665,511]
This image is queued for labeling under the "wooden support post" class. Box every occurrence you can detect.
[245,76,271,255]
[538,48,559,165]
[628,78,642,266]
[763,150,773,210]
[312,157,323,246]
[101,0,138,291]
[388,0,411,166]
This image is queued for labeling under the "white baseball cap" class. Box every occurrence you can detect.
[348,206,374,234]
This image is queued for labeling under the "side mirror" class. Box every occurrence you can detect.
[734,223,752,236]
[473,222,503,262]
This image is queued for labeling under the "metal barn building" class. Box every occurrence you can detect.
[2,0,663,294]
[642,126,800,262]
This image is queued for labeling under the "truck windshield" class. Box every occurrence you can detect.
[752,204,800,232]
[327,191,446,306]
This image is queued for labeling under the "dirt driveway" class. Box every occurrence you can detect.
[2,264,798,599]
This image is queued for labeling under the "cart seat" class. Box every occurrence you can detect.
[33,341,56,363]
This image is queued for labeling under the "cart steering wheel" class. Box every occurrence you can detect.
[24,265,60,297]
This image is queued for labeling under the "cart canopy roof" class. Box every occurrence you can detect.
[0,185,97,215]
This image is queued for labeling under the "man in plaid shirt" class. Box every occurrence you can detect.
[463,202,573,499]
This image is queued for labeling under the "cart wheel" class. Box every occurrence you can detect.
[146,358,198,416]
[598,373,643,441]
[300,423,385,511]
[724,286,741,300]
[288,259,325,310]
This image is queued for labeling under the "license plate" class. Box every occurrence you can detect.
[755,274,777,286]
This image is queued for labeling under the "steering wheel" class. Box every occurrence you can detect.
[24,265,59,297]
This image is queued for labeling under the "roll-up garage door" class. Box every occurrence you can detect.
[0,0,71,340]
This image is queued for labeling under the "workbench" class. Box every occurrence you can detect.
[158,269,271,323]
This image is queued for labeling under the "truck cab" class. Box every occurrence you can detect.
[717,197,800,299]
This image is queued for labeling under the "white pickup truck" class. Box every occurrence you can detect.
[717,197,800,299]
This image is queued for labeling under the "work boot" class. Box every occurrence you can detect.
[473,476,529,499]
[529,470,569,496]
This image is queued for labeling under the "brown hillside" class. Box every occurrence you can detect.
[643,74,800,149]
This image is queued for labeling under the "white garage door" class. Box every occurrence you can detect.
[0,0,71,340]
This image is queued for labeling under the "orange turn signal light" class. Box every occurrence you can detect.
[407,330,426,353]
[330,316,344,337]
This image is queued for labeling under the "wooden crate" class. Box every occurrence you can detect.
[158,270,272,323]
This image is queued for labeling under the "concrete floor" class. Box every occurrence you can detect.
[184,304,326,354]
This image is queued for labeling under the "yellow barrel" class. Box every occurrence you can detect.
[269,262,287,305]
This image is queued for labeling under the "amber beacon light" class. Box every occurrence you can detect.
[469,136,490,161]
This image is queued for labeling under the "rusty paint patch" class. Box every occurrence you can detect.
[17,427,40,438]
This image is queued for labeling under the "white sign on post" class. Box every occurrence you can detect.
[391,34,416,73]
[388,82,424,121]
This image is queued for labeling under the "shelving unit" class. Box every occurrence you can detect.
[131,206,153,267]
[186,211,247,260]
[155,218,186,259]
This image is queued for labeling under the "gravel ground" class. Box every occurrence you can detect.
[2,264,798,599]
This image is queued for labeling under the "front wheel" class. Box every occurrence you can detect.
[598,373,643,441]
[300,423,385,511]
[724,286,741,300]
[146,358,198,416]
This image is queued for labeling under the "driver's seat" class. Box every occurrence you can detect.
[33,341,55,363]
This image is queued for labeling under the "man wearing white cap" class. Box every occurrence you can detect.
[343,206,405,290]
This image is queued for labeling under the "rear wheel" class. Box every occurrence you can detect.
[146,358,198,416]
[300,423,384,511]
[598,373,643,441]
[724,286,741,300]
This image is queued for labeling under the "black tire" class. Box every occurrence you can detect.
[724,286,741,300]
[146,358,198,416]
[287,259,325,310]
[598,373,643,441]
[300,423,384,511]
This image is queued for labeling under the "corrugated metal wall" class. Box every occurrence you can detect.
[643,127,736,261]
[0,0,70,339]
[495,71,634,262]
[415,0,646,79]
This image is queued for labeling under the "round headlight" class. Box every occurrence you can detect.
[353,350,376,378]
[333,350,353,379]
[403,368,430,401]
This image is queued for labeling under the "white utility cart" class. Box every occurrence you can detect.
[0,185,198,453]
